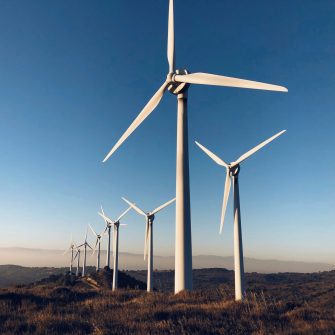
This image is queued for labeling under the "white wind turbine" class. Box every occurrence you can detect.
[122,196,176,292]
[102,0,288,293]
[89,224,106,272]
[77,228,93,277]
[98,206,131,291]
[195,130,286,301]
[73,243,81,276]
[63,235,76,274]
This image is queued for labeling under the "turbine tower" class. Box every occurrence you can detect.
[89,224,106,272]
[102,0,288,293]
[63,235,75,274]
[195,130,286,300]
[77,228,93,277]
[98,206,131,290]
[122,197,176,292]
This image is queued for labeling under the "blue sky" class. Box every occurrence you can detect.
[0,0,334,264]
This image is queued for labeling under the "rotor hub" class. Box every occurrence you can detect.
[168,69,190,95]
[148,214,155,223]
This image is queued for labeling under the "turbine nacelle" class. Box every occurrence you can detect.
[147,214,155,223]
[229,164,240,176]
[167,69,190,95]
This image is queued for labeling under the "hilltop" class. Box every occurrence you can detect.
[0,268,335,334]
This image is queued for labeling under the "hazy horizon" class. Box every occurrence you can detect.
[0,247,334,274]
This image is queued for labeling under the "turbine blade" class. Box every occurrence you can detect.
[116,205,132,222]
[73,251,79,261]
[195,141,229,168]
[89,224,97,237]
[151,197,176,215]
[63,246,71,255]
[120,223,128,226]
[98,211,115,225]
[167,0,175,73]
[220,169,232,234]
[103,81,169,162]
[92,239,99,255]
[174,73,288,92]
[121,197,146,216]
[233,130,286,166]
[100,206,105,217]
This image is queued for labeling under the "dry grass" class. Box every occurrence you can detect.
[0,279,335,335]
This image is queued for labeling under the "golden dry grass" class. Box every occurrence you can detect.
[0,279,335,335]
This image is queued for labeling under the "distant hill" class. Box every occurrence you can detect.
[0,247,334,273]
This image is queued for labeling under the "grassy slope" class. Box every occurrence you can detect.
[0,269,335,334]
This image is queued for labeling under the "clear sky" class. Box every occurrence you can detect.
[0,0,334,264]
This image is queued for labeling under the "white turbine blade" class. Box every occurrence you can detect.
[87,242,93,250]
[195,141,229,168]
[100,206,105,217]
[98,211,115,225]
[121,197,146,216]
[100,206,108,225]
[120,223,128,226]
[233,130,286,166]
[89,224,98,237]
[144,220,149,260]
[174,73,288,92]
[92,239,99,255]
[167,0,175,73]
[63,246,71,255]
[151,197,176,215]
[103,81,169,162]
[73,251,79,260]
[117,205,132,222]
[220,169,232,234]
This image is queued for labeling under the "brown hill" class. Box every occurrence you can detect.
[0,269,335,334]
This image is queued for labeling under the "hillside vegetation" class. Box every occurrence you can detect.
[0,269,334,334]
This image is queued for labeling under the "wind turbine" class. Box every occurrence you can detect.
[195,129,286,300]
[63,235,76,274]
[77,228,93,277]
[98,206,131,291]
[73,243,81,276]
[122,196,175,292]
[89,224,106,272]
[102,0,288,293]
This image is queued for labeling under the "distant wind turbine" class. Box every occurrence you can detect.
[98,206,131,290]
[89,224,106,272]
[122,197,176,292]
[73,243,81,276]
[77,228,93,277]
[195,130,286,300]
[63,235,75,274]
[102,0,287,293]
